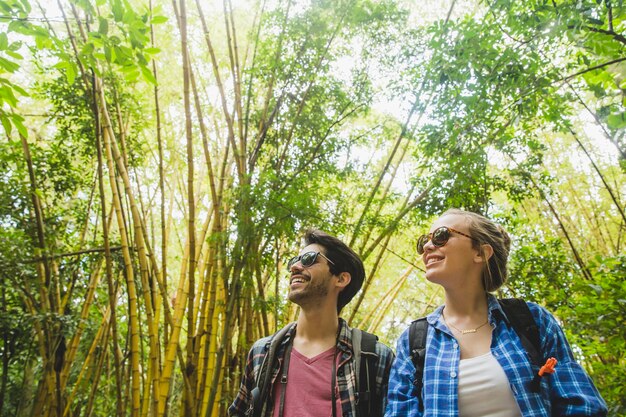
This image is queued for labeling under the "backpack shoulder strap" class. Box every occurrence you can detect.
[498,298,542,367]
[352,328,379,417]
[408,317,428,413]
[498,298,544,393]
[251,322,295,417]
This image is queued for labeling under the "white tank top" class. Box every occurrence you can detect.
[457,352,523,417]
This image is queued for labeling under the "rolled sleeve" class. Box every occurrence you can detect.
[530,303,608,416]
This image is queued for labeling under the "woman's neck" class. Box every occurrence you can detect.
[443,290,489,318]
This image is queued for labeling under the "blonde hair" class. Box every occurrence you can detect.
[442,209,511,292]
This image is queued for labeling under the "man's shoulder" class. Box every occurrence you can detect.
[249,334,272,354]
[249,322,296,355]
[374,338,395,362]
[348,325,395,361]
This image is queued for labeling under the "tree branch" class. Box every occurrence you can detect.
[583,25,626,46]
[563,56,626,82]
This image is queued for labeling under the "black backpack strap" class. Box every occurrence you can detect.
[408,317,428,413]
[498,298,543,392]
[251,322,295,417]
[498,298,541,366]
[353,328,380,417]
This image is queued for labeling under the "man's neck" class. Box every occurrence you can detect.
[293,306,340,358]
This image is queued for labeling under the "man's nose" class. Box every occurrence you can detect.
[290,260,304,273]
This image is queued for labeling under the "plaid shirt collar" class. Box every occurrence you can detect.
[274,318,355,359]
[426,293,506,329]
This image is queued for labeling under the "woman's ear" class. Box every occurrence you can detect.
[474,244,494,264]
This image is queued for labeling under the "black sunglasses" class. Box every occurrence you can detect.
[287,251,335,269]
[416,226,477,254]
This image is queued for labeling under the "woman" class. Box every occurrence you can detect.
[385,209,607,417]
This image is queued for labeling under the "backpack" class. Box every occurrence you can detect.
[250,323,380,417]
[408,298,542,412]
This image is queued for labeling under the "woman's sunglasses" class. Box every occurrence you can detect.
[416,226,477,254]
[287,251,335,269]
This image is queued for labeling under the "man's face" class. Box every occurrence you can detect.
[287,243,336,307]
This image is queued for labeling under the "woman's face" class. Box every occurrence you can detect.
[421,214,480,287]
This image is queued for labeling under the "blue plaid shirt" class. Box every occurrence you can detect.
[385,295,607,417]
[229,318,395,417]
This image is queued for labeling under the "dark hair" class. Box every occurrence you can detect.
[304,229,365,312]
[442,209,511,292]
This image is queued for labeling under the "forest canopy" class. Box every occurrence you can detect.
[0,0,624,415]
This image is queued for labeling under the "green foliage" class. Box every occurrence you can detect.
[507,230,625,414]
[235,0,409,247]
[53,0,167,85]
[0,0,49,137]
[558,255,626,415]
[507,237,577,308]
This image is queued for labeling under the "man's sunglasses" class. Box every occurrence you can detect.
[416,226,477,254]
[287,251,335,269]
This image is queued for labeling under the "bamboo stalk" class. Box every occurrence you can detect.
[192,0,244,181]
[566,124,626,226]
[358,139,413,254]
[82,307,113,417]
[359,265,412,329]
[19,131,57,417]
[59,260,103,387]
[62,301,113,416]
[223,0,246,163]
[100,93,142,417]
[178,0,199,413]
[348,233,393,325]
[158,238,192,416]
[92,68,124,417]
[200,278,225,417]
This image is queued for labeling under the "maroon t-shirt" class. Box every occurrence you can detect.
[272,346,342,417]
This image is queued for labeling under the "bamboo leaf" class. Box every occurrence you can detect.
[607,112,626,129]
[144,47,161,55]
[0,85,18,107]
[66,62,76,85]
[140,64,156,85]
[112,0,124,22]
[104,46,112,63]
[150,15,168,24]
[11,83,27,96]
[0,56,20,73]
[12,113,26,137]
[0,113,11,134]
[98,16,109,35]
[5,50,23,60]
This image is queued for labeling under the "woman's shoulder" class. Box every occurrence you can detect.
[524,300,553,318]
[522,300,564,334]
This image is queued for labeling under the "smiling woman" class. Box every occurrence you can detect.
[385,209,608,417]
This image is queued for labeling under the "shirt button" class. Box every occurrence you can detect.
[453,342,458,349]
[450,371,457,378]
[338,369,344,377]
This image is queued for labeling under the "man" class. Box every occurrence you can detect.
[229,229,394,417]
